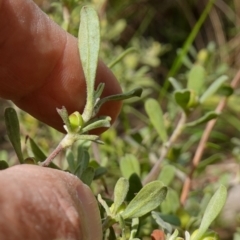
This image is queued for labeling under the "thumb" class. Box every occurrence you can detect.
[0,0,122,133]
[0,164,102,240]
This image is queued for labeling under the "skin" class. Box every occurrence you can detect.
[0,0,122,239]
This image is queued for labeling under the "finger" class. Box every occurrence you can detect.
[0,164,102,240]
[0,0,122,133]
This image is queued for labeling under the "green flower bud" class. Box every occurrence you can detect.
[187,90,199,109]
[69,111,84,132]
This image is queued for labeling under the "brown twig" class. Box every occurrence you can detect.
[143,112,187,185]
[180,70,240,205]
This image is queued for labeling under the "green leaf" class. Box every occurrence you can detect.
[129,218,139,240]
[120,154,140,179]
[80,166,95,186]
[192,185,227,240]
[29,137,60,169]
[152,211,173,233]
[161,189,180,214]
[168,77,182,90]
[29,137,46,161]
[57,107,71,132]
[217,84,234,97]
[94,83,105,101]
[93,167,107,179]
[113,178,129,214]
[174,89,198,111]
[75,145,90,178]
[0,160,9,170]
[121,181,167,219]
[126,173,142,202]
[94,88,142,117]
[79,6,100,122]
[145,98,168,143]
[4,108,24,164]
[108,47,137,69]
[66,150,75,173]
[187,64,205,95]
[154,213,181,227]
[82,116,111,133]
[158,165,175,186]
[199,75,228,103]
[185,111,219,127]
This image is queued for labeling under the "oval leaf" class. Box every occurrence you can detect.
[79,6,100,121]
[145,98,168,143]
[122,181,167,219]
[192,185,227,240]
[113,178,129,214]
[120,154,140,178]
[158,165,175,186]
[187,64,205,95]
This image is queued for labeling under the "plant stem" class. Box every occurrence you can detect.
[40,134,75,167]
[40,143,64,167]
[143,112,187,185]
[180,69,240,205]
[102,217,116,232]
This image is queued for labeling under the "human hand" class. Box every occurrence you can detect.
[0,0,122,133]
[0,164,102,240]
[0,0,122,239]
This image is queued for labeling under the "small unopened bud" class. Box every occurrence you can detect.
[69,111,84,132]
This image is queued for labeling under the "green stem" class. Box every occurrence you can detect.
[108,48,137,69]
[160,0,216,99]
[102,217,116,232]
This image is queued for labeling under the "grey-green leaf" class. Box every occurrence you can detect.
[199,75,228,103]
[121,181,167,219]
[82,116,111,133]
[94,88,142,117]
[192,185,227,240]
[4,108,24,164]
[57,107,71,131]
[151,211,173,233]
[185,111,219,128]
[158,165,175,186]
[120,154,140,179]
[187,64,205,95]
[145,98,168,143]
[113,178,129,215]
[79,6,100,122]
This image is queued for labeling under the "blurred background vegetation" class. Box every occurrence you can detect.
[1,0,240,239]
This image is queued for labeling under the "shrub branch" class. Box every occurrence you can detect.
[180,69,240,205]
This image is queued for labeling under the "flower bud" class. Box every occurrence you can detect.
[69,111,84,132]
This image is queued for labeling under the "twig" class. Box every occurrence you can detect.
[40,134,74,167]
[180,70,240,205]
[143,112,187,185]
